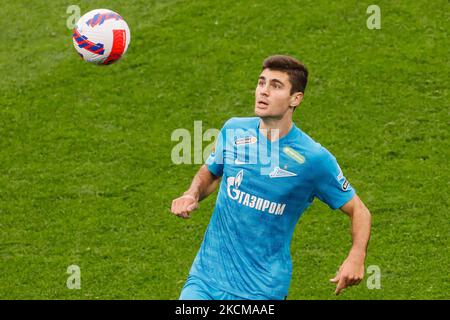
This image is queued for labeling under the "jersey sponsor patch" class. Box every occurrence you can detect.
[235,136,257,146]
[269,166,297,178]
[226,170,286,215]
[337,168,344,181]
[336,165,350,191]
[342,179,349,191]
[283,147,305,164]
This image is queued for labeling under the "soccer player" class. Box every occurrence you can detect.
[171,55,372,300]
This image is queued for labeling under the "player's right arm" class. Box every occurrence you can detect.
[171,165,221,219]
[172,118,231,218]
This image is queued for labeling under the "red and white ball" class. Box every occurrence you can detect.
[72,9,131,65]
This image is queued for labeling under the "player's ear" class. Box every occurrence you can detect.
[290,92,303,107]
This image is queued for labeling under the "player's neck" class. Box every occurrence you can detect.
[259,116,293,142]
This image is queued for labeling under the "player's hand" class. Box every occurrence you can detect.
[330,254,365,295]
[171,194,199,219]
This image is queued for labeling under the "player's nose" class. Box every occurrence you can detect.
[260,85,269,96]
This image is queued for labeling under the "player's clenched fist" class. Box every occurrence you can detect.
[171,194,199,219]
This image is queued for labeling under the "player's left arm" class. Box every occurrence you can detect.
[330,194,372,295]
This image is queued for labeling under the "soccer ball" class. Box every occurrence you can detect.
[72,9,131,65]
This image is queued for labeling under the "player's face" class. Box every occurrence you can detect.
[254,69,299,119]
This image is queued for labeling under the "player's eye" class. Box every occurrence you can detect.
[272,83,281,89]
[258,80,265,86]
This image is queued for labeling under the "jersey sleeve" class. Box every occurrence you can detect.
[205,122,227,177]
[313,149,355,210]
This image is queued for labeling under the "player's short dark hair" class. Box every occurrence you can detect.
[262,55,308,94]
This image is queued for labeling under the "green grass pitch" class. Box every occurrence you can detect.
[0,0,448,299]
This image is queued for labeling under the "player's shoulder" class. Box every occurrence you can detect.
[297,130,336,165]
[222,117,259,130]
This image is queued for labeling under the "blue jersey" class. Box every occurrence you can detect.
[189,117,355,299]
